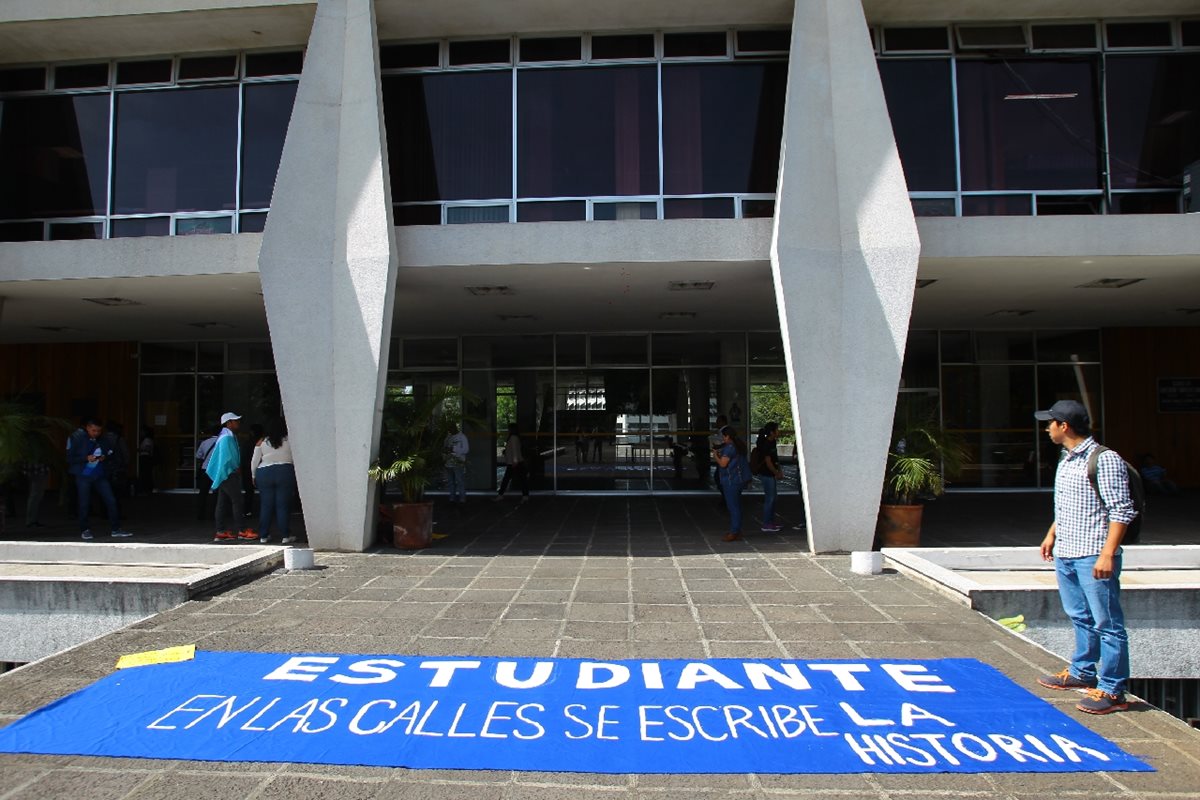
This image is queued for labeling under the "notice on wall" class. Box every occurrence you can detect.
[1158,378,1200,412]
[0,652,1152,774]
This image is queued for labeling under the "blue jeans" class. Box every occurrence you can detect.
[1055,554,1130,695]
[76,473,119,532]
[445,464,466,502]
[759,474,777,525]
[256,464,295,540]
[721,482,744,533]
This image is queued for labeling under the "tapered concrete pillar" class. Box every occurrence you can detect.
[772,0,920,552]
[258,0,396,551]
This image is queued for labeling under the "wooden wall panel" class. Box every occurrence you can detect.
[0,341,138,434]
[1102,328,1200,488]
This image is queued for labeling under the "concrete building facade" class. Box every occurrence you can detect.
[2,1,1198,552]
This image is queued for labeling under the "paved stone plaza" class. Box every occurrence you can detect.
[1,496,1198,798]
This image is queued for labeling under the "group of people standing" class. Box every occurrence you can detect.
[200,412,297,544]
[712,417,790,543]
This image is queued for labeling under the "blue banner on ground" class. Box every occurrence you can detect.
[0,652,1151,774]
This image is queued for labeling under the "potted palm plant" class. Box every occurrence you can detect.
[876,398,967,548]
[368,385,474,550]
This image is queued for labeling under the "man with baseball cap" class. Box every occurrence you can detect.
[1033,398,1136,714]
[205,412,257,542]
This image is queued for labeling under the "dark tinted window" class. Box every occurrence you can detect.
[0,67,46,92]
[663,197,734,218]
[402,338,459,368]
[742,199,774,218]
[113,86,239,213]
[0,94,111,218]
[112,217,170,237]
[0,222,44,241]
[957,58,1102,190]
[517,201,585,222]
[1106,22,1173,49]
[49,221,102,240]
[1036,330,1100,362]
[1036,195,1101,215]
[241,81,298,208]
[589,335,647,365]
[1031,24,1097,50]
[116,60,172,85]
[383,71,512,202]
[1183,21,1200,47]
[55,63,109,89]
[912,198,956,216]
[448,39,510,66]
[380,43,439,69]
[591,34,655,60]
[961,195,1032,216]
[663,32,728,58]
[462,336,553,367]
[883,27,949,51]
[520,37,582,62]
[1106,54,1200,189]
[879,59,956,191]
[178,55,238,80]
[518,66,657,198]
[653,333,744,365]
[736,30,791,54]
[245,51,303,77]
[662,62,786,194]
[593,201,656,220]
[1109,192,1180,214]
[238,212,267,232]
[395,205,442,225]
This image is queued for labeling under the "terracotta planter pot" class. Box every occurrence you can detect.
[380,502,433,550]
[876,503,924,548]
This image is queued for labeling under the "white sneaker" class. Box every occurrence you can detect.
[81,530,94,540]
[280,536,295,544]
[111,530,133,538]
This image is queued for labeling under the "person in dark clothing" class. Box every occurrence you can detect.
[66,418,132,540]
[194,425,221,520]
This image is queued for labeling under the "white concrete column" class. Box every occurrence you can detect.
[771,0,920,552]
[257,0,396,551]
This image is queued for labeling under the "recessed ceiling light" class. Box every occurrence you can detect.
[82,297,141,306]
[659,312,697,320]
[667,281,715,291]
[915,279,937,289]
[1074,278,1143,289]
[988,309,1034,317]
[187,322,235,329]
[465,285,514,296]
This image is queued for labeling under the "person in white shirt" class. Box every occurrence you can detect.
[250,417,297,544]
[444,423,469,505]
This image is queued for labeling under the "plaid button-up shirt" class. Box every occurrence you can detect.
[1052,436,1137,559]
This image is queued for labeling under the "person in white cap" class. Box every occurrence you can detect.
[205,412,257,542]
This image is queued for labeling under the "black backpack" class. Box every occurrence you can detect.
[1086,446,1144,544]
[749,446,765,475]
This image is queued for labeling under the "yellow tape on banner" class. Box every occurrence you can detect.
[115,644,197,670]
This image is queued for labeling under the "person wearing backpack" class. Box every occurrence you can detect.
[752,422,785,532]
[1033,399,1137,715]
[714,425,751,542]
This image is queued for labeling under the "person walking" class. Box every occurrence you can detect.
[754,422,785,532]
[444,422,469,505]
[66,418,131,540]
[206,412,257,542]
[1033,399,1137,715]
[494,423,529,503]
[714,425,749,542]
[251,417,297,544]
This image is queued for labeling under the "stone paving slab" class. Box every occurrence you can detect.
[1,496,1198,799]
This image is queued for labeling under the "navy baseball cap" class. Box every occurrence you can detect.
[1034,399,1089,429]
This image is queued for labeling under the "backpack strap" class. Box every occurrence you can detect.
[1086,444,1111,507]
